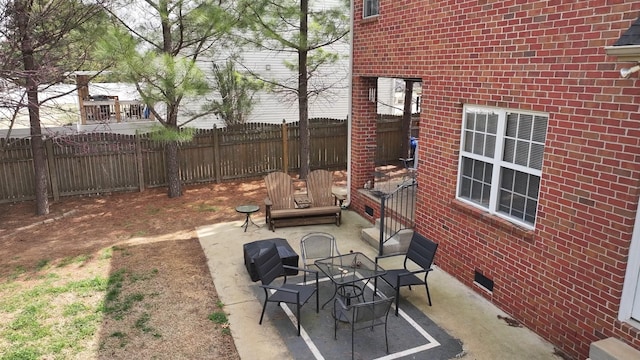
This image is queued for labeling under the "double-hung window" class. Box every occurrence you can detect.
[363,0,379,18]
[457,105,548,228]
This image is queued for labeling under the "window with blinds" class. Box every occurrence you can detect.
[363,0,379,18]
[457,106,548,227]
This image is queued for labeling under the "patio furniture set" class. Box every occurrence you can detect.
[243,231,439,359]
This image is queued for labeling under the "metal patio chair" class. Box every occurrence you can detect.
[254,242,319,336]
[334,296,395,359]
[375,232,438,316]
[300,232,340,283]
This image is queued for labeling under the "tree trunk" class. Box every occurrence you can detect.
[159,1,182,198]
[166,140,181,197]
[16,0,49,215]
[298,0,310,179]
[166,105,181,198]
[401,80,414,159]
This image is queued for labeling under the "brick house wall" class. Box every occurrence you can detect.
[349,1,640,359]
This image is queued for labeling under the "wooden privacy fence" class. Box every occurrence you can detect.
[0,116,414,204]
[376,114,420,164]
[0,119,347,203]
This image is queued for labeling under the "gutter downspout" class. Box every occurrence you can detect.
[343,0,354,209]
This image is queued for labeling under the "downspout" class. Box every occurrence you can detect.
[343,0,355,209]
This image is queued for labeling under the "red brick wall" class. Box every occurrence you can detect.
[351,1,640,359]
[350,76,380,216]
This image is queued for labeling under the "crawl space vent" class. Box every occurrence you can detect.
[474,270,494,292]
[364,205,374,217]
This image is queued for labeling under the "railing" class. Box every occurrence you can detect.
[378,181,417,255]
[81,97,151,124]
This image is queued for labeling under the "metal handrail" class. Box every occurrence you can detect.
[378,181,417,255]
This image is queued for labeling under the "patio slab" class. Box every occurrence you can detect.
[197,210,561,360]
[249,275,464,359]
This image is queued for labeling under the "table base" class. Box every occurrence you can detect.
[240,213,259,232]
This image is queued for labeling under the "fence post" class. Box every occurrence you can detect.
[45,139,60,201]
[281,120,288,173]
[135,134,145,192]
[213,126,221,183]
[114,97,122,122]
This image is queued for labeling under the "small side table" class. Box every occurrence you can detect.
[236,205,260,232]
[294,195,311,208]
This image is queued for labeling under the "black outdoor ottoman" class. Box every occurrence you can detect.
[243,238,299,281]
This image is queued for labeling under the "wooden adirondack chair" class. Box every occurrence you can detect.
[306,169,337,207]
[264,172,296,224]
[264,171,295,210]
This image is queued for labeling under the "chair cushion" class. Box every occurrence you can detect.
[380,269,425,288]
[269,283,317,305]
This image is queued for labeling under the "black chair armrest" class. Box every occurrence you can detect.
[283,265,318,274]
[259,284,300,294]
[334,297,349,310]
[396,268,430,278]
[375,252,406,264]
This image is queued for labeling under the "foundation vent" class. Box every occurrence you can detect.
[364,205,374,217]
[474,270,494,293]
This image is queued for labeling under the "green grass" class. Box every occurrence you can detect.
[99,247,113,260]
[145,206,161,215]
[36,259,50,271]
[208,301,231,336]
[108,331,128,348]
[208,311,228,324]
[0,271,107,359]
[111,245,130,256]
[57,254,91,268]
[0,248,162,358]
[195,203,218,212]
[130,230,147,238]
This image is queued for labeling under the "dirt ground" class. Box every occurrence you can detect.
[0,171,346,358]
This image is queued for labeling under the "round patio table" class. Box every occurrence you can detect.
[236,205,260,232]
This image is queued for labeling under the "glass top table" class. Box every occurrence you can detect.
[315,252,386,309]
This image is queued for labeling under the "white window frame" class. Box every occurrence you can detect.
[456,105,548,229]
[363,0,379,18]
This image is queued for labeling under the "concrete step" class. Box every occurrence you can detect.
[361,226,413,254]
[374,217,412,231]
[589,337,640,360]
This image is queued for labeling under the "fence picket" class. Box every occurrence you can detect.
[0,116,412,203]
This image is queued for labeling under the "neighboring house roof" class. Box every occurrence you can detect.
[605,15,640,61]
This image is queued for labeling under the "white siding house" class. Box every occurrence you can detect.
[0,0,350,135]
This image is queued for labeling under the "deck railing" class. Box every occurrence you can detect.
[81,97,151,124]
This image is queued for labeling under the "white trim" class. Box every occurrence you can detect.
[344,0,354,208]
[456,105,547,229]
[363,0,379,18]
[618,196,640,325]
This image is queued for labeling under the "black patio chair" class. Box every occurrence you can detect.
[375,232,438,316]
[334,296,395,359]
[254,242,319,336]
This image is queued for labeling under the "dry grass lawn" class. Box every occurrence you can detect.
[0,176,283,359]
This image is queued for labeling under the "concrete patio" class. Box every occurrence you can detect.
[197,210,562,360]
